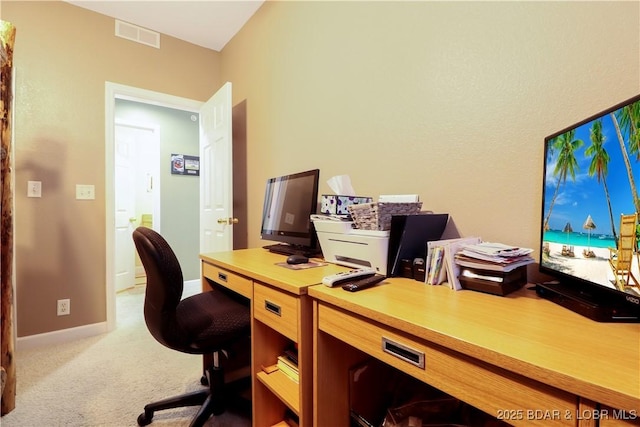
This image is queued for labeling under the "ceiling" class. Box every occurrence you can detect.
[65,1,265,52]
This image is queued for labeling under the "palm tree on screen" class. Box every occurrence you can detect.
[585,120,617,243]
[618,101,640,160]
[544,129,584,231]
[611,106,640,213]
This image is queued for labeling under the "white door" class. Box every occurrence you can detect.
[114,122,159,292]
[114,125,137,292]
[200,82,234,253]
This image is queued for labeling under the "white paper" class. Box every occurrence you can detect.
[326,175,356,196]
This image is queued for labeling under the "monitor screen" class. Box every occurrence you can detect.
[260,169,320,249]
[540,93,640,319]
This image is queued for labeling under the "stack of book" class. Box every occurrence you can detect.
[454,242,535,296]
[425,236,482,290]
[276,349,299,383]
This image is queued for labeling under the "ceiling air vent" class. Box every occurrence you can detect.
[115,20,160,49]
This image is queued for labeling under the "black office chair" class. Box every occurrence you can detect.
[132,226,251,427]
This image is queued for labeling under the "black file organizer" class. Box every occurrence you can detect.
[387,213,449,277]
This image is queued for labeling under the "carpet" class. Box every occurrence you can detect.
[0,282,251,427]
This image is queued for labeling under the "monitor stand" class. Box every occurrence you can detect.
[535,281,640,323]
[263,243,322,258]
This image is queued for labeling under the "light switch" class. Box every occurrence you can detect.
[76,184,95,200]
[27,181,42,198]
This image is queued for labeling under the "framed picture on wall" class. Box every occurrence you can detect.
[171,154,199,176]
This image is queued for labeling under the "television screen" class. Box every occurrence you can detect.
[540,94,640,320]
[260,169,320,252]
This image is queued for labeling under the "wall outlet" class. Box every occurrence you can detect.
[57,299,70,316]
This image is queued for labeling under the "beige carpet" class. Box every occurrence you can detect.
[1,282,251,427]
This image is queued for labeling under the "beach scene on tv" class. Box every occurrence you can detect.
[542,97,640,298]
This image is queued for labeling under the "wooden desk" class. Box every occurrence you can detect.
[310,278,640,427]
[200,248,346,427]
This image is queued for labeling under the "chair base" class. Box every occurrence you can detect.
[137,366,228,427]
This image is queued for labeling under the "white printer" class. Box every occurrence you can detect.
[312,217,389,274]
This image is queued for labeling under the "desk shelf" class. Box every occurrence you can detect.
[201,249,345,427]
[256,370,300,415]
[252,288,313,427]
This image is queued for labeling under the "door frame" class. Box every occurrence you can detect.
[105,82,203,331]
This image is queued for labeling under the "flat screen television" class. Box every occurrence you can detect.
[538,93,640,322]
[260,168,321,256]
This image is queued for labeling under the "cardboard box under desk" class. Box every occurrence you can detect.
[349,359,396,427]
[458,265,527,296]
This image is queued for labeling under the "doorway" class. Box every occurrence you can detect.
[115,101,202,289]
[105,83,248,331]
[105,82,203,331]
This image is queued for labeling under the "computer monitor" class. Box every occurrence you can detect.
[260,169,320,254]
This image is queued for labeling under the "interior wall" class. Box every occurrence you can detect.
[4,1,221,337]
[221,1,640,274]
[115,99,201,281]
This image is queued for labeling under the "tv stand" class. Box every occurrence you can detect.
[535,281,640,322]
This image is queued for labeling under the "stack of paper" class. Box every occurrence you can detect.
[455,242,535,273]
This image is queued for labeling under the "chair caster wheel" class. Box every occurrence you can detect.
[137,412,153,426]
[200,374,208,386]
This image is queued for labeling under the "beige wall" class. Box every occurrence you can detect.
[3,1,221,336]
[222,1,640,256]
[4,0,640,338]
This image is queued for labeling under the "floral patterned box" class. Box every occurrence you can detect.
[320,195,373,215]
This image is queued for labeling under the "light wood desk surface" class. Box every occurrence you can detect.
[200,248,347,295]
[309,278,640,414]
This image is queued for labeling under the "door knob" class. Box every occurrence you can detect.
[217,217,239,225]
[129,217,137,222]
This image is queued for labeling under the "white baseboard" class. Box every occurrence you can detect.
[17,322,108,351]
[184,279,199,288]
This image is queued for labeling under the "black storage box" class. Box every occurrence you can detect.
[458,265,527,296]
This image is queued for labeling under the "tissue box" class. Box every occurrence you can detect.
[320,195,373,215]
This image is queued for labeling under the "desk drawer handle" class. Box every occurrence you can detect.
[217,272,227,282]
[382,337,425,369]
[265,300,281,316]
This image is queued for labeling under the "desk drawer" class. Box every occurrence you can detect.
[254,283,298,341]
[318,303,577,427]
[202,262,252,299]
